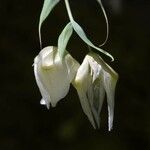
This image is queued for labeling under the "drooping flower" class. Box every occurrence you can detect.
[73,52,118,130]
[34,46,79,109]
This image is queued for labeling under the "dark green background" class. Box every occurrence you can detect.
[0,0,150,149]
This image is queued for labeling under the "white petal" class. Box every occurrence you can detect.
[87,55,101,82]
[88,52,118,130]
[65,54,80,82]
[74,56,91,90]
[73,57,96,128]
[40,99,46,105]
[103,70,118,131]
[34,59,51,108]
[86,55,105,128]
[97,79,105,116]
[77,88,96,128]
[90,78,105,128]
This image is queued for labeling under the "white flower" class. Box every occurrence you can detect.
[34,46,79,109]
[73,52,118,130]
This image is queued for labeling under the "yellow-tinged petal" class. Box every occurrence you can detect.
[73,57,96,128]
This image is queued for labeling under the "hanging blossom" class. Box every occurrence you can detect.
[34,46,79,109]
[33,0,119,130]
[73,52,118,130]
[34,48,118,130]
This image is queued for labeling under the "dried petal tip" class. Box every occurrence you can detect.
[73,52,118,130]
[34,46,79,108]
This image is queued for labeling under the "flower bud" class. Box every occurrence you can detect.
[73,52,118,130]
[34,46,79,109]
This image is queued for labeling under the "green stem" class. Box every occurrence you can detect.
[64,0,74,21]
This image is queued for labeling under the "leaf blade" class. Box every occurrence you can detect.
[71,20,114,61]
[58,22,73,59]
[96,0,109,46]
[39,0,60,48]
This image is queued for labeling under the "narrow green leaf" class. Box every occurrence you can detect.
[71,20,114,61]
[39,0,60,48]
[58,22,73,59]
[96,0,109,46]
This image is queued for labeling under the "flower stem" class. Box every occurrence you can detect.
[64,0,74,22]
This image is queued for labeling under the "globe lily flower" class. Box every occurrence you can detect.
[34,46,79,109]
[73,52,118,130]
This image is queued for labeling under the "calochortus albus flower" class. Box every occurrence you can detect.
[34,0,118,131]
[73,52,118,130]
[34,46,79,109]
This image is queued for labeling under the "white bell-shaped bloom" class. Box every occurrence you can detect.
[34,46,80,109]
[73,52,118,130]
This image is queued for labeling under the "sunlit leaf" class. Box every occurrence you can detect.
[58,22,73,59]
[39,0,60,48]
[71,20,114,61]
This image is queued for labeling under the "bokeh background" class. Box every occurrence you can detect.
[0,0,150,149]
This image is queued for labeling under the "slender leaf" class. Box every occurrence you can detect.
[58,22,73,59]
[39,0,60,48]
[96,0,109,46]
[71,20,114,61]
